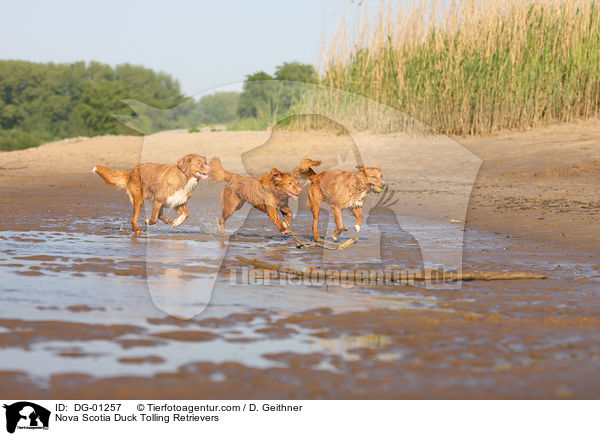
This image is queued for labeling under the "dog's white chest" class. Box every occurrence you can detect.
[166,177,198,208]
[348,190,368,208]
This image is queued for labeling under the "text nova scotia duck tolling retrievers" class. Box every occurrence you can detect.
[209,157,302,234]
[92,154,211,236]
[298,158,386,241]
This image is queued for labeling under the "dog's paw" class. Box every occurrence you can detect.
[354,224,361,232]
[172,215,186,228]
[341,226,349,232]
[281,229,291,235]
[332,235,338,242]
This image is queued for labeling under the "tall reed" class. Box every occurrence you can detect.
[318,0,600,135]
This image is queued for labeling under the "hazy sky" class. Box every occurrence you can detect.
[0,0,359,96]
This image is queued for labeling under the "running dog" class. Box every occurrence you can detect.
[298,158,386,241]
[209,157,302,234]
[92,154,210,235]
[255,169,299,229]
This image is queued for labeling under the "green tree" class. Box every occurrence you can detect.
[236,62,315,121]
[72,80,131,136]
[0,60,188,149]
[274,62,315,82]
[198,92,239,124]
[118,97,201,134]
[237,71,277,118]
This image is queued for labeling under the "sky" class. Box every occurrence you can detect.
[0,0,360,97]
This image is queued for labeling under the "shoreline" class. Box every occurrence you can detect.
[2,122,598,253]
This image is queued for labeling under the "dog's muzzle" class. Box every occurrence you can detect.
[371,183,385,194]
[195,166,211,179]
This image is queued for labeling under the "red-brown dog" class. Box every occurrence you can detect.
[93,154,210,235]
[299,158,386,241]
[209,157,302,234]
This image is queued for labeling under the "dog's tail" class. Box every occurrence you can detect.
[294,158,321,180]
[209,157,235,183]
[92,165,131,190]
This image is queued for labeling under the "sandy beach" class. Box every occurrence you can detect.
[0,122,598,398]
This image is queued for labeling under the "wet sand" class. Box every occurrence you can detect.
[0,123,599,398]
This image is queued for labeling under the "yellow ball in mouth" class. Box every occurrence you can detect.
[372,185,384,194]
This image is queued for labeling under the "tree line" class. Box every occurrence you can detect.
[0,60,315,150]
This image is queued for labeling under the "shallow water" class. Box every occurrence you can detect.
[0,198,598,390]
[0,205,439,379]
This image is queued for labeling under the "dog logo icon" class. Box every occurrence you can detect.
[3,402,50,434]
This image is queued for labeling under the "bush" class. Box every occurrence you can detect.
[0,130,44,151]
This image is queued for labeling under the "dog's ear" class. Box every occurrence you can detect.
[178,155,192,174]
[271,168,283,180]
[300,158,321,170]
[356,165,367,174]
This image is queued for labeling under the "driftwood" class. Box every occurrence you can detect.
[236,256,546,285]
[282,220,358,250]
[444,271,546,281]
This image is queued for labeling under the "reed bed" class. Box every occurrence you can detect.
[316,0,600,135]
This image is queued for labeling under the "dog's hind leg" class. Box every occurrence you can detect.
[131,200,143,236]
[219,189,245,233]
[128,181,144,236]
[172,204,189,228]
[145,200,162,225]
[332,206,349,241]
[308,185,323,241]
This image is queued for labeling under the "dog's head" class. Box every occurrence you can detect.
[271,168,302,200]
[357,165,386,194]
[178,154,211,180]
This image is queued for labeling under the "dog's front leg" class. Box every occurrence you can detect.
[281,206,293,227]
[267,206,288,234]
[351,207,363,232]
[172,204,189,228]
[332,206,349,241]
